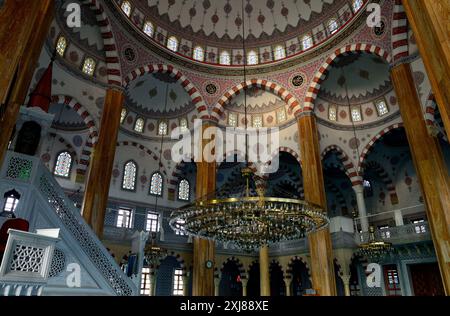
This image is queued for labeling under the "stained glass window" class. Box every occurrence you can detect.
[134,118,145,132]
[351,107,362,122]
[54,151,72,178]
[247,50,258,65]
[228,113,237,127]
[376,100,389,116]
[220,51,231,65]
[277,109,287,123]
[328,19,339,35]
[253,116,263,128]
[193,46,205,61]
[302,35,313,50]
[143,21,154,37]
[274,45,286,60]
[146,212,159,232]
[352,0,364,12]
[56,36,67,57]
[329,105,337,121]
[158,121,168,136]
[179,118,188,133]
[173,269,184,296]
[150,172,163,196]
[167,36,179,52]
[178,179,190,201]
[82,57,96,76]
[121,1,132,17]
[120,108,127,124]
[122,161,137,191]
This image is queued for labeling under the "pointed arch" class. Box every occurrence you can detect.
[302,44,392,115]
[81,0,122,86]
[115,141,169,179]
[326,182,349,214]
[321,145,361,186]
[48,133,79,165]
[391,0,409,63]
[364,161,399,205]
[50,95,99,178]
[212,79,300,121]
[358,123,404,173]
[424,94,448,142]
[219,257,246,280]
[123,64,208,119]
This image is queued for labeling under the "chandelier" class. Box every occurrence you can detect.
[170,169,329,252]
[357,226,393,260]
[144,232,168,267]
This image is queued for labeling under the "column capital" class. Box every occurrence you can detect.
[352,184,365,194]
[340,274,351,284]
[296,110,316,120]
[389,53,420,70]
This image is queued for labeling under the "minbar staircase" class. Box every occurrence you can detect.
[0,152,138,296]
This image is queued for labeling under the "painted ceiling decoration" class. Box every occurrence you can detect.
[226,88,286,114]
[125,72,195,118]
[112,0,368,68]
[58,0,105,58]
[49,102,89,131]
[142,0,338,44]
[319,53,392,105]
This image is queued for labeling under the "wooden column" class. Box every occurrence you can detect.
[297,113,337,296]
[192,123,216,296]
[391,62,450,295]
[259,245,271,296]
[81,89,124,237]
[0,0,54,166]
[401,0,450,137]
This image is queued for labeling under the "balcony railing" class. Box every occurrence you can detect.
[356,222,431,245]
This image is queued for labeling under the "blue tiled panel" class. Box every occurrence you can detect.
[155,256,181,296]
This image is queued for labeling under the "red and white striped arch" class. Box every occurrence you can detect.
[116,141,169,179]
[424,94,448,142]
[211,79,300,122]
[391,0,409,63]
[51,95,99,178]
[123,64,209,119]
[358,123,404,173]
[301,44,392,115]
[364,161,399,205]
[321,145,362,186]
[81,0,122,86]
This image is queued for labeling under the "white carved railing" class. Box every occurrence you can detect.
[356,222,431,244]
[0,229,59,296]
[1,152,138,296]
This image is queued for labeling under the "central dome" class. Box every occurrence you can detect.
[140,0,340,45]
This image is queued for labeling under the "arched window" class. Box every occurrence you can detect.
[121,1,132,17]
[122,161,137,191]
[277,109,286,123]
[150,172,163,196]
[2,189,21,214]
[82,57,96,76]
[134,117,145,133]
[220,51,231,65]
[193,46,205,61]
[178,179,190,201]
[273,45,286,60]
[302,35,313,50]
[167,36,179,52]
[253,116,263,128]
[352,0,364,12]
[375,100,389,116]
[179,118,188,133]
[228,113,237,127]
[329,105,337,121]
[56,36,67,57]
[327,19,339,35]
[158,121,168,136]
[143,21,154,37]
[120,108,127,124]
[351,107,362,122]
[247,50,258,65]
[54,151,73,178]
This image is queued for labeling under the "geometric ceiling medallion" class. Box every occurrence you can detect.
[371,17,387,39]
[203,81,220,97]
[290,73,306,89]
[122,44,138,64]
